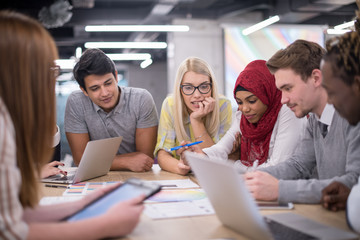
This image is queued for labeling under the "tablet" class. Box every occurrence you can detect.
[65,178,161,222]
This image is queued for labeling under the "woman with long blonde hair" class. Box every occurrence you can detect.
[154,57,232,175]
[0,10,143,239]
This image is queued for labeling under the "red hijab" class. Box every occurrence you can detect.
[233,60,282,166]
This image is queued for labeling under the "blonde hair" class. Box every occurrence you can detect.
[172,57,220,142]
[0,11,58,207]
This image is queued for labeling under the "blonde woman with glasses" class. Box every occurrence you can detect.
[154,57,232,175]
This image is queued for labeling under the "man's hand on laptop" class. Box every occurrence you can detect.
[244,171,279,201]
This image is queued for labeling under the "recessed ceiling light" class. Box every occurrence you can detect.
[85,25,189,32]
[84,42,167,49]
[140,58,153,68]
[242,15,280,36]
[106,53,151,61]
[326,29,352,35]
[334,20,355,30]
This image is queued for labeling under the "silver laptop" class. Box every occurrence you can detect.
[42,136,122,184]
[185,151,358,240]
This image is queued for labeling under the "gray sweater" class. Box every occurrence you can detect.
[262,111,360,203]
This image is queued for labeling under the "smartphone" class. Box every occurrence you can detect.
[64,178,161,222]
[257,202,294,210]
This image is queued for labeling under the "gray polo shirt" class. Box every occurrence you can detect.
[64,86,158,154]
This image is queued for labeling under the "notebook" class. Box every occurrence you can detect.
[42,136,122,184]
[185,151,358,240]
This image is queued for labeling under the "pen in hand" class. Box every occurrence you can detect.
[248,160,259,172]
[170,141,203,151]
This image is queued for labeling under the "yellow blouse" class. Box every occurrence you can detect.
[154,95,233,159]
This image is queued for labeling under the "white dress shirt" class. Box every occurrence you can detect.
[203,104,307,171]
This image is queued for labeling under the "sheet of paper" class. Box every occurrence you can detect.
[39,196,83,205]
[144,198,215,219]
[145,179,199,189]
[145,189,206,203]
[62,181,118,196]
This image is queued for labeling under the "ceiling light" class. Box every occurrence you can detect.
[56,53,151,69]
[150,4,174,15]
[75,47,82,59]
[85,25,189,32]
[140,59,153,69]
[106,53,151,61]
[334,20,355,30]
[84,42,167,49]
[326,29,352,35]
[242,15,280,36]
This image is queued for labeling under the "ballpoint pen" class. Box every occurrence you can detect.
[45,184,69,188]
[170,141,203,151]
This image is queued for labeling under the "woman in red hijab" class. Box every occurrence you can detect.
[201,60,307,171]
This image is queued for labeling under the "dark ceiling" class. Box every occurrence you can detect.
[0,0,357,63]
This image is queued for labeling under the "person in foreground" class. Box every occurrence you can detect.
[320,12,360,233]
[154,57,232,175]
[65,48,158,172]
[243,39,360,204]
[198,60,306,172]
[0,10,143,239]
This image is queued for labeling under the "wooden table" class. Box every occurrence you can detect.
[41,165,356,240]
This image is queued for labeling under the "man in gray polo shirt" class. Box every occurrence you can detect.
[244,40,360,204]
[65,48,158,172]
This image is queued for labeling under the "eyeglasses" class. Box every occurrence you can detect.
[180,83,212,95]
[51,65,61,78]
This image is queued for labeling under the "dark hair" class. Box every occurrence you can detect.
[266,39,326,82]
[73,48,116,90]
[323,20,360,86]
[235,85,248,93]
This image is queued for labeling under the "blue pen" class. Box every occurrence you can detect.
[170,141,203,151]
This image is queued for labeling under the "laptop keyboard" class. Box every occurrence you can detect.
[265,218,319,240]
[57,174,74,181]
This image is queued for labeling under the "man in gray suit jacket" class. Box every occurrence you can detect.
[244,39,360,204]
